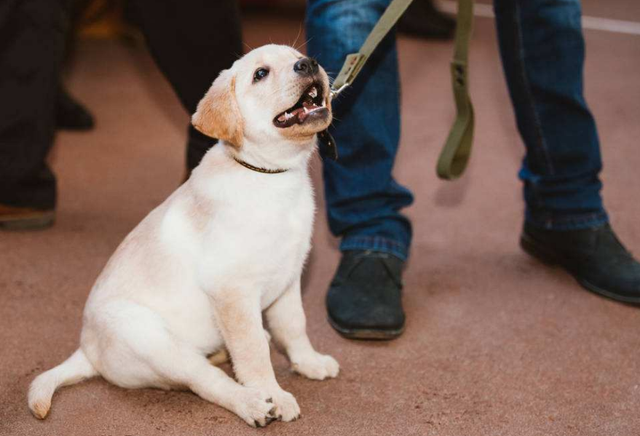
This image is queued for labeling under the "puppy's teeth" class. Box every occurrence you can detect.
[309,87,318,98]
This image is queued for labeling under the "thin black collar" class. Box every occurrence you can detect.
[233,157,288,174]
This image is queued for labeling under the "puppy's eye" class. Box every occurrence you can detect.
[253,68,269,83]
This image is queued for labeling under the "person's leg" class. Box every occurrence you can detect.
[494,0,640,302]
[186,125,215,174]
[494,0,605,229]
[307,0,413,261]
[56,85,95,131]
[132,0,243,172]
[56,0,95,132]
[306,0,413,339]
[0,0,68,229]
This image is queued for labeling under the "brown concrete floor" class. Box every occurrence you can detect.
[2,6,640,436]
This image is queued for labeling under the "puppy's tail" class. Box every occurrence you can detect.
[28,348,98,419]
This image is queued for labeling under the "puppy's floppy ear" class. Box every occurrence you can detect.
[192,69,243,148]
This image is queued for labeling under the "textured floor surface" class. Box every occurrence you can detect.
[1,4,640,436]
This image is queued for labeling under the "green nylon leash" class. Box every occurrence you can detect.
[330,0,475,180]
[436,0,475,180]
[331,0,414,94]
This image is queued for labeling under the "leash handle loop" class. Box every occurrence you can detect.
[437,0,475,180]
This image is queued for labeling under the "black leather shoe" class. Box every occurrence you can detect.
[521,222,640,303]
[56,86,95,131]
[326,250,406,340]
[398,0,456,40]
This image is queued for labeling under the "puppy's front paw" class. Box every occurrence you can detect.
[269,388,300,422]
[232,387,277,428]
[291,352,339,380]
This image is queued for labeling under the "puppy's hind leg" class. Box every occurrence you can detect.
[266,279,339,380]
[96,303,276,427]
[208,349,230,366]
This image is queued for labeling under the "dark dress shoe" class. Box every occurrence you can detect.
[326,250,406,340]
[56,85,95,131]
[398,0,456,40]
[521,222,640,303]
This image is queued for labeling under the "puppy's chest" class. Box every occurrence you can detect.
[252,189,314,260]
[205,181,314,281]
[256,204,313,307]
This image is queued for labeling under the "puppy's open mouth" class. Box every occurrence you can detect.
[274,82,328,128]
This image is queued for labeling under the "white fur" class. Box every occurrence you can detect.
[28,45,338,427]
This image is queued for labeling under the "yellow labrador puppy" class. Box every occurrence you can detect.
[28,45,338,427]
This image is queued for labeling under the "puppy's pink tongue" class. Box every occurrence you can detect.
[292,107,307,122]
[299,101,318,122]
[302,100,317,110]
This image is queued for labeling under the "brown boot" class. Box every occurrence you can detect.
[0,204,55,230]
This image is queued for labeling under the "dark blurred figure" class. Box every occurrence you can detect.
[0,0,241,230]
[0,0,68,229]
[57,0,95,131]
[57,86,95,131]
[129,0,242,174]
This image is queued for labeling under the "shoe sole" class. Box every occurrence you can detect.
[520,232,640,304]
[0,212,55,231]
[327,315,405,341]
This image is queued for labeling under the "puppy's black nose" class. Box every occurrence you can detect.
[293,57,319,76]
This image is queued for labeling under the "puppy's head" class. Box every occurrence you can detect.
[192,45,332,150]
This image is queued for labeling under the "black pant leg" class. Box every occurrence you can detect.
[132,0,243,171]
[0,0,69,209]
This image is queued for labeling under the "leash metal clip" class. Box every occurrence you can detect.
[330,83,349,99]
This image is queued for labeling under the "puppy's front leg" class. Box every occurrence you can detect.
[211,288,300,422]
[266,280,339,380]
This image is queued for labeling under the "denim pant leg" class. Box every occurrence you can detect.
[306,0,414,260]
[494,0,608,230]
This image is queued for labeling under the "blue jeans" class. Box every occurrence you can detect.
[306,0,608,261]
